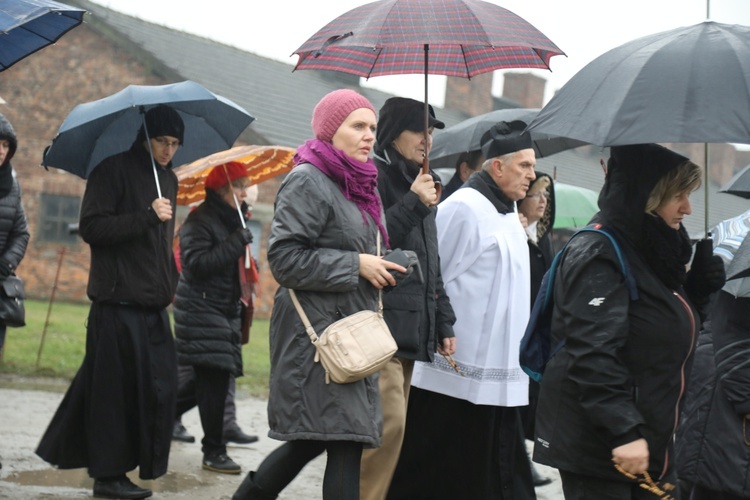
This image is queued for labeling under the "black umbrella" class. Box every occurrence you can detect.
[719,163,750,199]
[429,107,587,169]
[527,21,750,145]
[526,21,750,235]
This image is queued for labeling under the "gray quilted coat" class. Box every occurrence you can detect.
[266,164,383,447]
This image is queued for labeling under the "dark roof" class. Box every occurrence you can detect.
[77,0,469,149]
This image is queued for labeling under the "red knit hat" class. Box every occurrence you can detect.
[311,89,376,142]
[205,161,248,190]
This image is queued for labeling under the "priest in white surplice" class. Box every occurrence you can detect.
[388,120,538,500]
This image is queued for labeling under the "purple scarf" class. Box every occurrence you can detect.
[294,139,389,248]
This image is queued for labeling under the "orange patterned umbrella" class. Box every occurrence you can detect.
[174,145,296,205]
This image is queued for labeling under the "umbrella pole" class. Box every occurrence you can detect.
[705,143,710,238]
[221,164,247,230]
[422,43,430,176]
[221,164,251,269]
[141,111,163,199]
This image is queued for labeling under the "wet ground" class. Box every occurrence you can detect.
[0,375,563,499]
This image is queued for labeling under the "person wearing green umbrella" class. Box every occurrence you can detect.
[36,105,184,500]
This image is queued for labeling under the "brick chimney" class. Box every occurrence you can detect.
[502,72,546,109]
[444,72,494,116]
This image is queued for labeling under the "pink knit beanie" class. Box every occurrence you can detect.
[311,89,377,142]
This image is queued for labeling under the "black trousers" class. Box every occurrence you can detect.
[175,365,230,456]
[175,363,239,431]
[254,440,363,500]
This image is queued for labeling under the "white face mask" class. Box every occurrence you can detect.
[244,184,259,207]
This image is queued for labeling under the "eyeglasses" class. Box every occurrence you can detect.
[526,192,549,200]
[153,137,180,149]
[613,464,676,499]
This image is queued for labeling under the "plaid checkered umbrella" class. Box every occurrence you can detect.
[293,0,564,174]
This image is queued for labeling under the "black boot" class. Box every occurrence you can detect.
[232,471,277,500]
[93,475,152,499]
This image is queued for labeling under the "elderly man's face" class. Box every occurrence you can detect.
[494,148,536,201]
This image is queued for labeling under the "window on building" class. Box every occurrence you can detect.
[38,194,80,244]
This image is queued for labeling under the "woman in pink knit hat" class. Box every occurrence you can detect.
[233,89,406,500]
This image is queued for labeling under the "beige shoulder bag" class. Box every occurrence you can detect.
[289,234,397,384]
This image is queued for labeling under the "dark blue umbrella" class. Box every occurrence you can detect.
[0,0,85,71]
[42,81,256,193]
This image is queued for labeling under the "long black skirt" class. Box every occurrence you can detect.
[387,386,536,500]
[36,302,177,479]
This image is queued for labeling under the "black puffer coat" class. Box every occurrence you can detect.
[374,147,455,361]
[0,179,29,269]
[0,114,29,272]
[534,145,701,482]
[173,189,247,376]
[676,290,750,497]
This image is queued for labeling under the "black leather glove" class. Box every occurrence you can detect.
[686,238,726,297]
[232,227,253,246]
[0,257,12,279]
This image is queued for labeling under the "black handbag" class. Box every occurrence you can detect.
[0,275,26,328]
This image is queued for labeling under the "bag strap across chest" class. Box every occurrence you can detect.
[289,233,383,344]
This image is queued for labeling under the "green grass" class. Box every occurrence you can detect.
[0,299,272,398]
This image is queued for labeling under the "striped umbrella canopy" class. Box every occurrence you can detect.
[293,0,564,174]
[711,208,750,266]
[174,145,295,206]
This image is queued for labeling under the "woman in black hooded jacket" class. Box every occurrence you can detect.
[533,144,725,498]
[0,113,29,357]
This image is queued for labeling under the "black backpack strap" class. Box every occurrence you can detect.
[569,225,639,301]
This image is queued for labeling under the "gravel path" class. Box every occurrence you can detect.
[0,375,563,499]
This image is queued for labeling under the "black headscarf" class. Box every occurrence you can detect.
[374,97,444,156]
